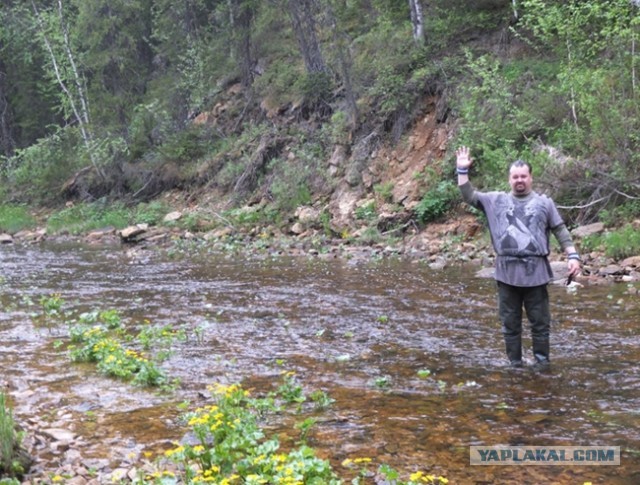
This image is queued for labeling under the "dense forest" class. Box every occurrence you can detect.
[0,0,639,241]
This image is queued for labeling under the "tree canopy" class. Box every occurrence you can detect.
[0,0,638,224]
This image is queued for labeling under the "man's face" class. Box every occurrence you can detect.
[509,165,533,195]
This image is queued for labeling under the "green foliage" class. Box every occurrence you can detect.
[599,201,640,227]
[133,200,171,225]
[253,57,302,107]
[269,163,313,211]
[356,226,384,245]
[68,311,170,387]
[454,51,540,183]
[5,129,87,204]
[277,371,306,404]
[354,201,377,221]
[352,18,413,90]
[0,393,24,479]
[46,202,131,234]
[268,142,327,212]
[39,294,65,327]
[510,0,640,219]
[414,180,457,223]
[581,225,640,260]
[369,65,413,117]
[326,110,351,145]
[294,72,333,106]
[374,181,394,203]
[0,206,36,233]
[154,382,340,485]
[0,392,15,474]
[73,0,154,129]
[0,3,59,148]
[223,205,279,228]
[426,0,510,49]
[309,390,335,410]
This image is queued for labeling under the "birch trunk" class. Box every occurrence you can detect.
[31,0,105,180]
[408,0,425,45]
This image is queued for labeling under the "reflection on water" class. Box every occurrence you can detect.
[1,242,639,483]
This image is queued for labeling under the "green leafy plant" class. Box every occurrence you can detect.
[0,393,27,479]
[414,181,457,223]
[277,371,306,404]
[152,382,341,484]
[309,390,335,410]
[417,369,432,379]
[354,201,377,221]
[295,417,318,444]
[39,293,64,318]
[66,310,169,387]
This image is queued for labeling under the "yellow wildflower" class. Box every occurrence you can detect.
[410,471,424,481]
[353,457,372,464]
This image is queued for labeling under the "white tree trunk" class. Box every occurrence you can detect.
[31,0,105,181]
[408,0,425,45]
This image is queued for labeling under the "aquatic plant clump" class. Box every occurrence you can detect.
[67,323,168,387]
[145,381,448,485]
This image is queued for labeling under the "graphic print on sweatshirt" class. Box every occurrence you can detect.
[491,194,547,257]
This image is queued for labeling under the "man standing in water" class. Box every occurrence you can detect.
[455,146,581,368]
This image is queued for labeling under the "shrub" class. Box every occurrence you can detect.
[268,143,327,212]
[414,180,457,223]
[294,71,333,107]
[4,128,86,204]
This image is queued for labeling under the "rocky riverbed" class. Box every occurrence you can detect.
[2,216,640,484]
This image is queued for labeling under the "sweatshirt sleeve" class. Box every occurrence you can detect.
[551,223,575,252]
[459,181,480,207]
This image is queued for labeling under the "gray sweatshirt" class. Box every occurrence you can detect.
[460,182,574,286]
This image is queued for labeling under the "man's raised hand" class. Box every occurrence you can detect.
[455,146,473,170]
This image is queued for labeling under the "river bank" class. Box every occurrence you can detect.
[4,213,640,289]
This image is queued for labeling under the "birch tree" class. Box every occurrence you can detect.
[408,0,425,45]
[31,0,105,180]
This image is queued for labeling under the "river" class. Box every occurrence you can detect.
[1,241,639,483]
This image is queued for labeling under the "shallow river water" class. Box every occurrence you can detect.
[1,241,639,484]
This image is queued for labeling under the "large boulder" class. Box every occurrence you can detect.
[571,222,604,238]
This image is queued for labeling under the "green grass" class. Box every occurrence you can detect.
[0,205,37,233]
[46,202,131,235]
[581,224,640,260]
[0,392,23,478]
